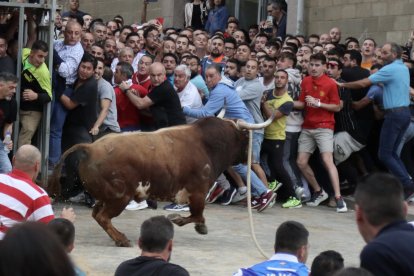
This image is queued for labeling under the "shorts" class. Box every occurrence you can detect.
[333,131,365,165]
[252,132,264,164]
[298,128,334,154]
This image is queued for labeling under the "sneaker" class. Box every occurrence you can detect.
[205,182,218,201]
[306,189,329,207]
[282,197,302,209]
[257,190,277,212]
[335,196,348,213]
[250,197,261,209]
[206,185,225,203]
[84,191,95,208]
[294,186,304,200]
[220,187,237,205]
[69,192,85,203]
[125,200,148,211]
[268,180,283,192]
[163,203,190,212]
[232,188,248,203]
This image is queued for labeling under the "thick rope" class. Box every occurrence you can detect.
[246,129,269,259]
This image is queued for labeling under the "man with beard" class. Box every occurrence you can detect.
[125,32,143,72]
[103,38,117,66]
[224,58,241,83]
[186,55,209,101]
[139,26,161,60]
[200,35,225,79]
[338,43,414,200]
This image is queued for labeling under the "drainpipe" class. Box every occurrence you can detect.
[296,0,304,35]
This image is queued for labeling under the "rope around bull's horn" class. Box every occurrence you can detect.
[246,129,269,259]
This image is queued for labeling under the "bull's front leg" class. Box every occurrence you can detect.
[168,191,207,234]
[93,200,131,247]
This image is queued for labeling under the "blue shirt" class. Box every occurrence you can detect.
[183,79,254,123]
[205,6,229,35]
[368,59,410,109]
[234,253,309,276]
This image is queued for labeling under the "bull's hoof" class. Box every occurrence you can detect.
[167,213,185,226]
[195,223,208,235]
[115,239,132,247]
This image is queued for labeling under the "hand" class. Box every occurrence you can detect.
[260,93,268,104]
[23,89,38,101]
[5,140,13,151]
[305,95,321,107]
[89,126,99,136]
[60,207,76,222]
[335,80,344,88]
[119,81,131,92]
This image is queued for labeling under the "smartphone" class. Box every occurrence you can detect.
[266,15,273,24]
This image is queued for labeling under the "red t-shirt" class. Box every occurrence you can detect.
[114,83,148,129]
[299,74,340,130]
[132,72,152,91]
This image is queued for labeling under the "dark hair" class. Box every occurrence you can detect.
[162,53,179,64]
[308,34,320,41]
[328,58,343,70]
[266,38,281,50]
[285,42,298,54]
[224,37,237,48]
[211,35,225,44]
[333,267,374,276]
[31,40,49,52]
[388,42,403,59]
[311,250,345,276]
[120,25,133,34]
[48,218,75,249]
[363,37,377,47]
[0,72,18,83]
[276,68,288,77]
[187,54,201,66]
[177,34,190,44]
[310,52,327,64]
[90,21,106,32]
[126,32,139,42]
[355,173,405,226]
[140,54,155,63]
[206,63,223,75]
[0,222,75,276]
[345,37,359,47]
[226,58,241,72]
[279,52,297,67]
[139,216,174,252]
[274,221,309,253]
[116,61,134,79]
[344,49,362,66]
[370,64,382,71]
[262,55,276,63]
[103,66,114,83]
[80,52,97,69]
[144,25,159,39]
[69,14,84,26]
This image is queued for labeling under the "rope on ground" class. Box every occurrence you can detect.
[246,129,269,260]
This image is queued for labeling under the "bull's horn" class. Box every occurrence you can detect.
[216,99,227,118]
[216,107,226,118]
[236,113,275,130]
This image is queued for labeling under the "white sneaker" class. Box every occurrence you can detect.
[69,192,85,203]
[125,200,148,211]
[231,187,247,203]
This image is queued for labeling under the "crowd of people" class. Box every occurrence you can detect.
[0,0,414,274]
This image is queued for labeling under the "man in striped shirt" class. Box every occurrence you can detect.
[0,145,74,239]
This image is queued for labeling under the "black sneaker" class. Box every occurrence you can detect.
[219,187,237,206]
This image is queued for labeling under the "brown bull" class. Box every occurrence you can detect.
[48,116,271,247]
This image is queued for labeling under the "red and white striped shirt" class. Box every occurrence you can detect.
[0,169,54,239]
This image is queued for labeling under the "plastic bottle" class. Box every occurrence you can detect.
[3,131,11,154]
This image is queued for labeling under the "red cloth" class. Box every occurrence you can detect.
[132,72,152,91]
[115,83,148,129]
[299,74,340,130]
[0,169,54,239]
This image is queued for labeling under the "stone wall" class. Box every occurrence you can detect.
[70,0,185,28]
[304,0,414,45]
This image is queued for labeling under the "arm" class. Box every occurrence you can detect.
[352,96,372,111]
[125,90,153,109]
[183,89,224,118]
[294,100,305,110]
[60,94,79,110]
[90,98,111,135]
[261,101,285,121]
[337,78,372,89]
[25,13,37,48]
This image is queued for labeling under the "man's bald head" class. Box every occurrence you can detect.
[149,62,166,87]
[64,21,82,46]
[13,145,41,172]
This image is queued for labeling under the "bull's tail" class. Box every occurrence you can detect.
[47,143,91,197]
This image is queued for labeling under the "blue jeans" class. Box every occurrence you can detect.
[232,163,267,197]
[378,108,411,186]
[49,87,72,166]
[252,132,264,163]
[0,140,11,173]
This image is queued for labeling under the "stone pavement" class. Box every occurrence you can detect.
[53,200,378,276]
